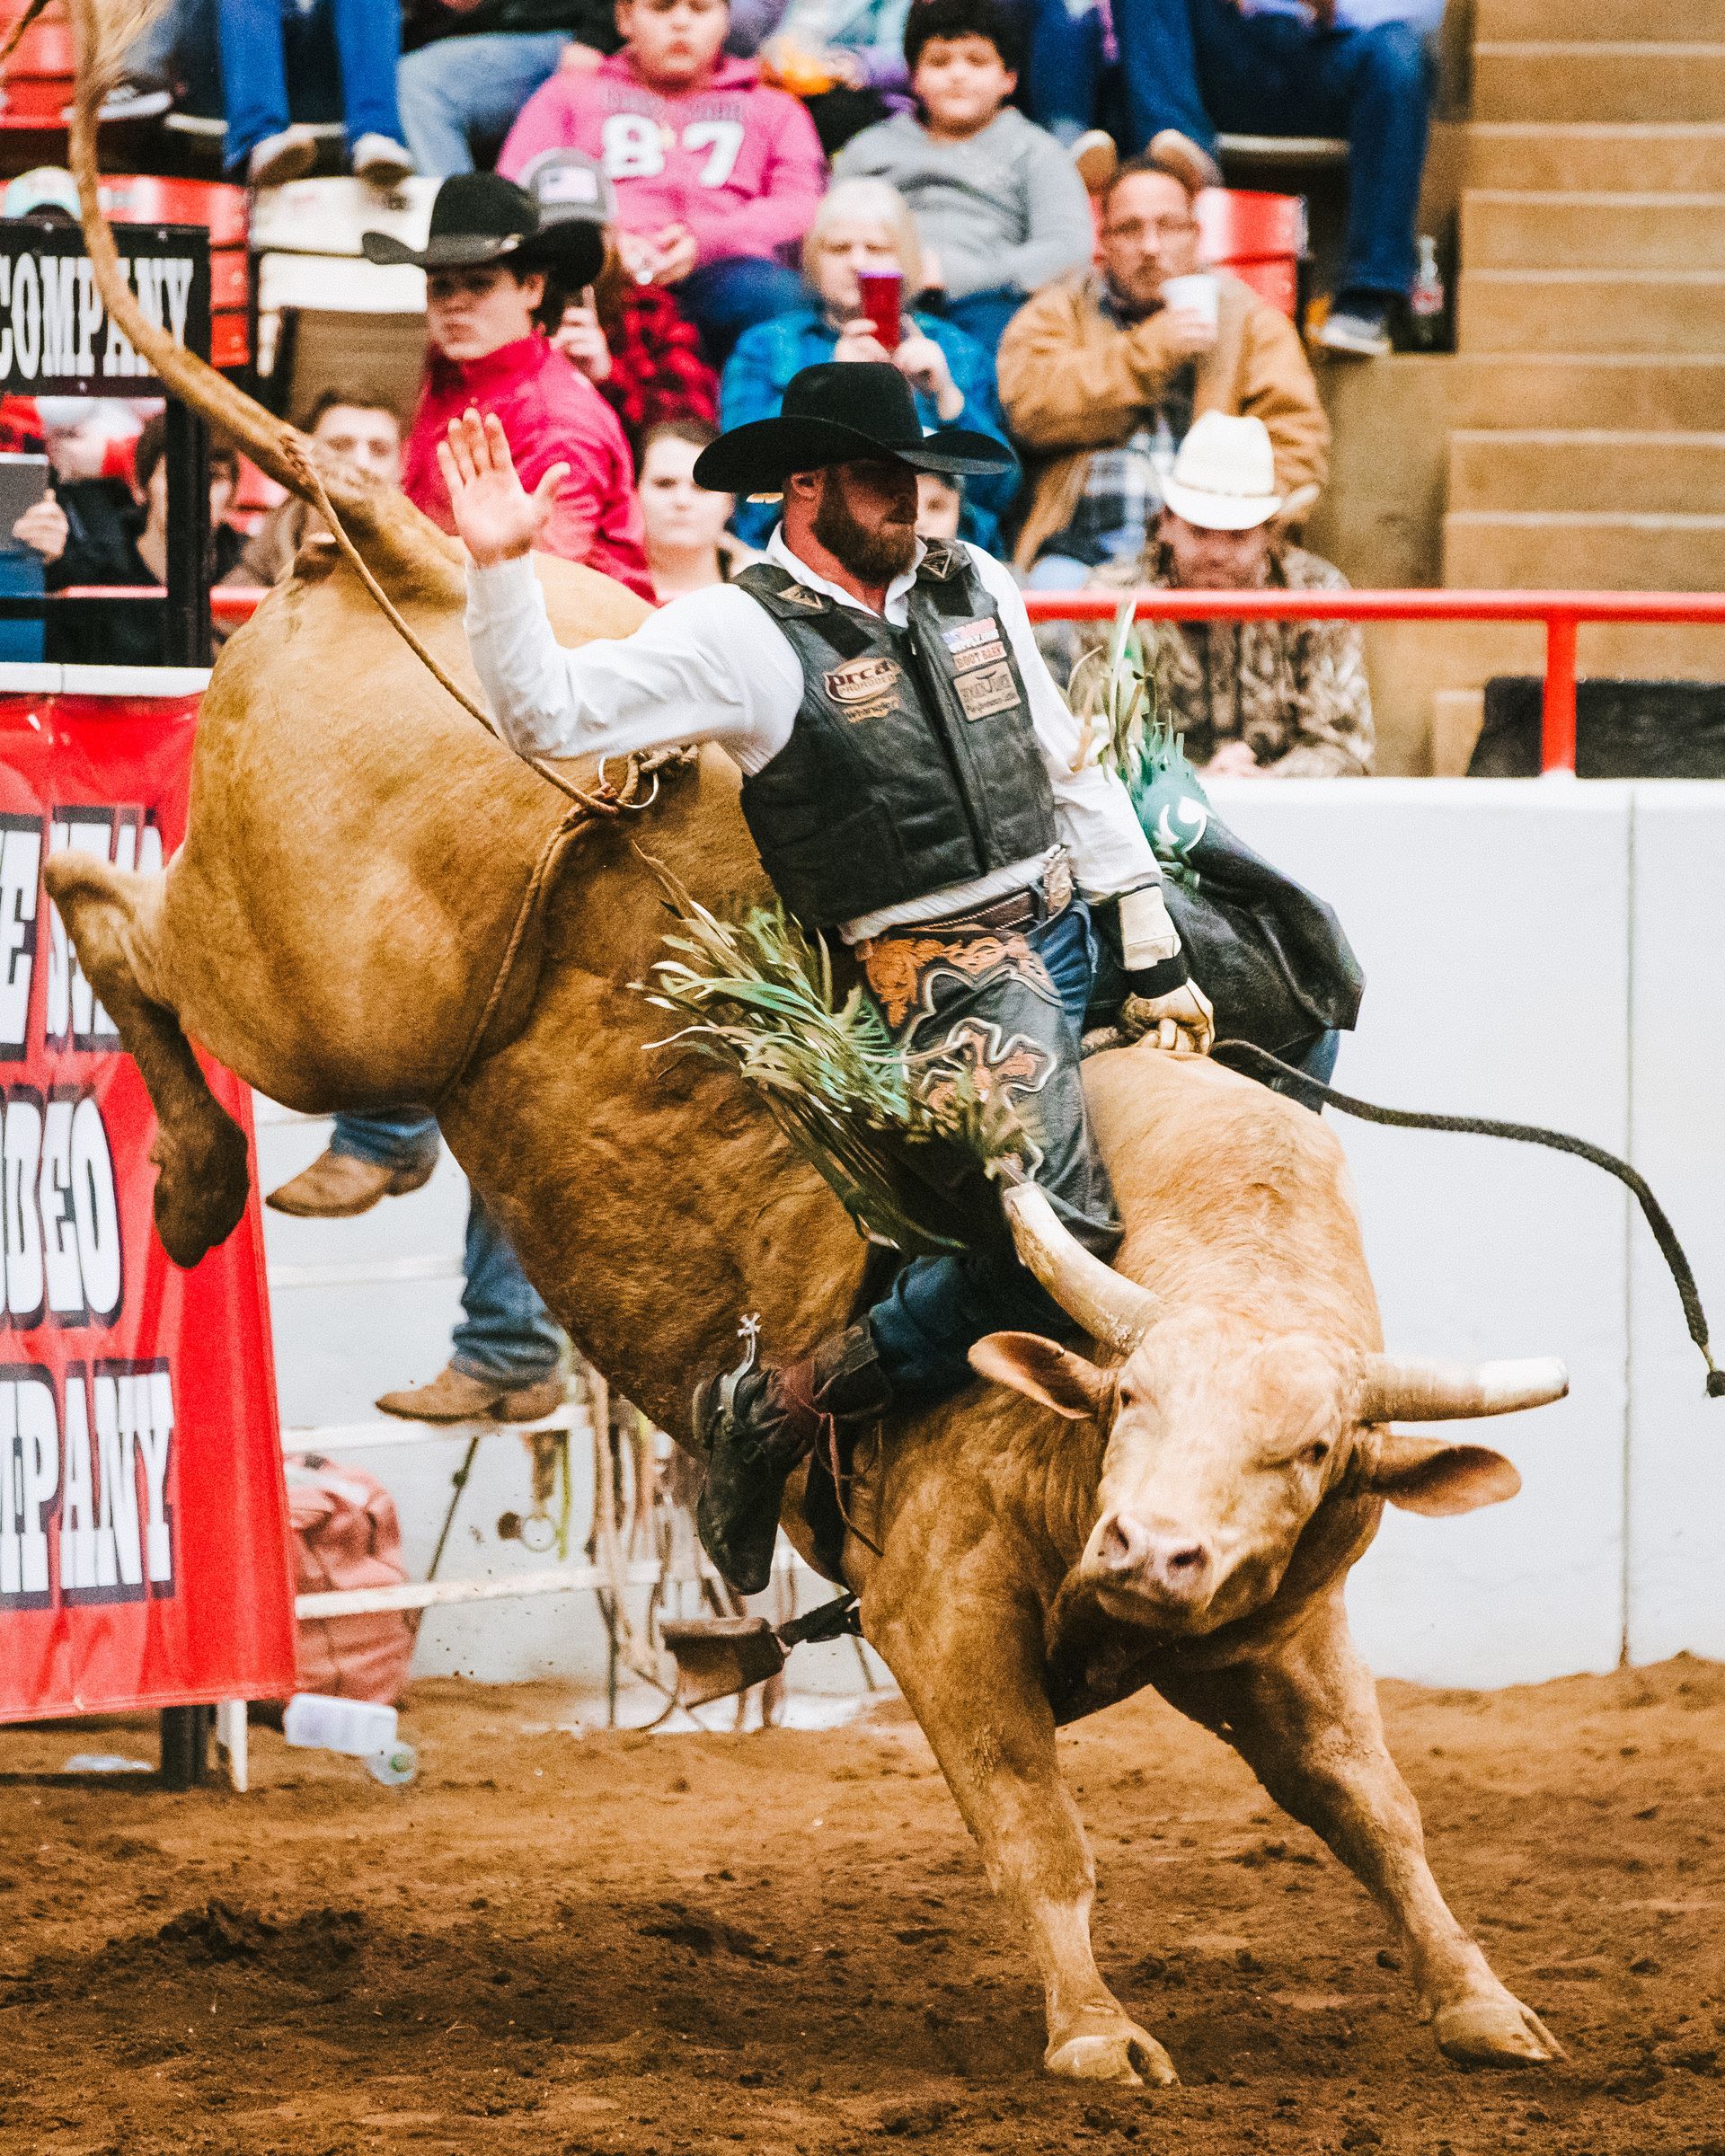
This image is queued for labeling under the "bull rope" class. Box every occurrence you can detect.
[1210,1038,1725,1400]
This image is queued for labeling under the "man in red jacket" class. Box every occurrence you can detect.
[367,172,654,598]
[263,171,650,1424]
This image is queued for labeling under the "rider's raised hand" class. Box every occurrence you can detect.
[436,408,569,568]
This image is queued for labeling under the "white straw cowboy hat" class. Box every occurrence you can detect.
[1161,411,1283,532]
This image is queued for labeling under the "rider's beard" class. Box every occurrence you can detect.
[811,470,919,584]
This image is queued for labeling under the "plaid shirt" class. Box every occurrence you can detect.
[1040,285,1196,570]
[597,285,719,450]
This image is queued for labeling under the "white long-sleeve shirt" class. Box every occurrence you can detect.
[465,527,1177,961]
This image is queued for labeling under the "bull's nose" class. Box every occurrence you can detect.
[1095,1513,1214,1604]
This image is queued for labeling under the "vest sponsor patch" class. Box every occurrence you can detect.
[774,582,828,610]
[824,653,906,720]
[942,615,1002,654]
[955,662,1021,720]
[951,637,1006,676]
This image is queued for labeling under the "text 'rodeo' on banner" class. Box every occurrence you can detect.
[0,692,295,1719]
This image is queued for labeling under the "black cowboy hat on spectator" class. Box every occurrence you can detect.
[694,362,1018,495]
[360,172,604,287]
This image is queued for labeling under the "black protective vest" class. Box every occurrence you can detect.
[736,543,1058,928]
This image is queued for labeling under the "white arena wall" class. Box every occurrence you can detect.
[260,778,1725,1696]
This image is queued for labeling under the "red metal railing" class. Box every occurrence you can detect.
[40,584,1725,776]
[1023,588,1725,774]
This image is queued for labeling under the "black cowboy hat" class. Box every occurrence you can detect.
[361,172,604,287]
[693,362,1018,495]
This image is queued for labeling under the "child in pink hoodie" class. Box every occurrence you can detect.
[500,0,827,360]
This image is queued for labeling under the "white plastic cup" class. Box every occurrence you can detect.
[1160,271,1220,326]
[283,1692,399,1759]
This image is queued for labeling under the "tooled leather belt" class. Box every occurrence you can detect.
[920,852,1075,938]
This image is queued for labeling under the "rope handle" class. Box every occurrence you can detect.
[1210,1038,1725,1401]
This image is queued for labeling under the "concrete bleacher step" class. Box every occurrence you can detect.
[1473,43,1725,128]
[1426,353,1725,433]
[1458,268,1725,356]
[1462,191,1725,273]
[1442,510,1725,593]
[1476,0,1725,40]
[1465,123,1725,194]
[1447,429,1725,517]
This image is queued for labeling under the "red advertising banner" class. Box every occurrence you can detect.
[0,686,296,1721]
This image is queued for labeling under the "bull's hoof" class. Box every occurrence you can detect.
[1045,2013,1178,2089]
[150,1111,252,1268]
[1434,1993,1563,2067]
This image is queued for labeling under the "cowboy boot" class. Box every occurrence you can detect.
[694,1321,889,1595]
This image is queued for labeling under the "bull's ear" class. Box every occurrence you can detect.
[1367,1431,1523,1516]
[969,1331,1110,1420]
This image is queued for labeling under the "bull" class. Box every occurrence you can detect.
[45,0,1566,2086]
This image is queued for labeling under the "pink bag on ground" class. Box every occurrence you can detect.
[287,1456,414,1705]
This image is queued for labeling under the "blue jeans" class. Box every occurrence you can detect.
[1112,0,1433,297]
[1028,0,1109,143]
[675,257,807,365]
[867,899,1117,1404]
[217,0,404,170]
[397,31,567,177]
[331,1109,562,1385]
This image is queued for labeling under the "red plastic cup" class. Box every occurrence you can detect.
[856,268,903,353]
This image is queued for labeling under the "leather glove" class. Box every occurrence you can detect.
[1120,975,1216,1056]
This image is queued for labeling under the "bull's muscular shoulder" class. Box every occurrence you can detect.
[1081,1045,1378,1344]
[532,548,655,646]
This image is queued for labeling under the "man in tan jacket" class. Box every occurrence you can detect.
[998,139,1329,577]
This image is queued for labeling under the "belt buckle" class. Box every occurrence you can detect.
[1045,855,1075,915]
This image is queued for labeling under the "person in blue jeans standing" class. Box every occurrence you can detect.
[270,1110,566,1421]
[1111,0,1444,358]
[218,0,417,187]
[397,0,623,178]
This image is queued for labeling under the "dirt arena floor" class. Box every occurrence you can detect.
[0,1658,1721,2156]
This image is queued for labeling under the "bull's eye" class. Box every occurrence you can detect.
[1302,1438,1332,1468]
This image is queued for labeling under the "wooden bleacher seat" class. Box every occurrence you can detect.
[1217,133,1349,167]
[248,176,438,413]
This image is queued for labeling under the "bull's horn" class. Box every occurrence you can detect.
[1353,1354,1569,1423]
[1001,1182,1161,1356]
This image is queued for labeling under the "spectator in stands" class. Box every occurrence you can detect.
[1023,0,1110,151]
[1111,0,1445,358]
[362,172,653,597]
[497,0,827,362]
[833,0,1092,356]
[13,415,244,667]
[1104,412,1373,774]
[743,0,913,155]
[915,467,962,539]
[397,0,622,178]
[998,140,1328,579]
[234,387,403,584]
[517,150,720,446]
[217,0,417,188]
[636,419,760,593]
[269,177,655,1423]
[719,176,1015,551]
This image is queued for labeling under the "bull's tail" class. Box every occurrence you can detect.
[65,0,456,588]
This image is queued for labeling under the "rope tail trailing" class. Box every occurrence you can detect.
[1211,1038,1725,1401]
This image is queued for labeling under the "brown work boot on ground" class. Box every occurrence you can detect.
[376,1362,566,1424]
[266,1145,437,1218]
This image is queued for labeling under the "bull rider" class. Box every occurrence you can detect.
[434,362,1215,1593]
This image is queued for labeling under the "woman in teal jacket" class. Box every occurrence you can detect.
[720,176,1019,552]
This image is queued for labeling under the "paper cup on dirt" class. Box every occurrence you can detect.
[1161,271,1219,325]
